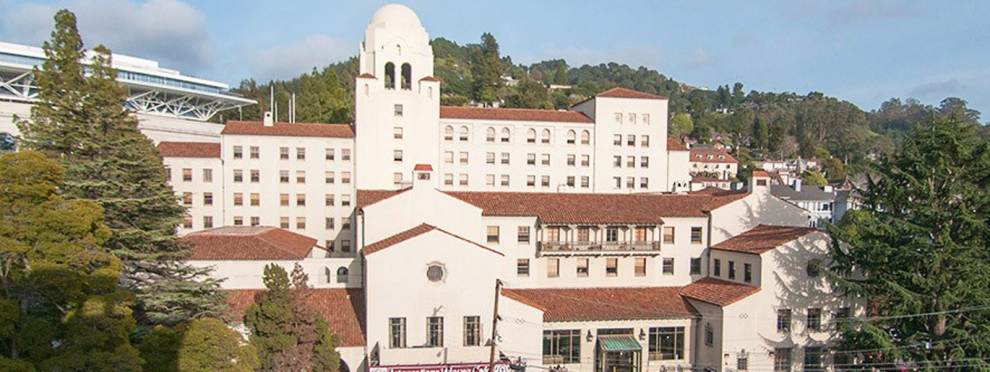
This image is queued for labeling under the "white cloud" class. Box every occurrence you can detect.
[0,0,213,72]
[245,34,354,82]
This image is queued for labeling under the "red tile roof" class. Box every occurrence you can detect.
[690,148,738,163]
[183,226,317,260]
[680,277,760,306]
[502,287,695,321]
[752,170,771,178]
[420,76,440,82]
[446,191,748,223]
[356,188,410,210]
[667,137,688,151]
[222,121,354,138]
[414,164,433,171]
[357,73,376,79]
[157,141,220,158]
[363,223,502,256]
[711,224,819,255]
[596,87,668,100]
[225,288,365,346]
[440,106,593,123]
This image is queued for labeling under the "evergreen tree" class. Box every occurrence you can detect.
[0,151,142,370]
[177,318,259,372]
[503,78,551,109]
[470,33,504,106]
[14,9,223,326]
[828,117,990,369]
[669,113,694,139]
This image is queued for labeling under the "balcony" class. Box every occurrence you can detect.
[539,240,662,256]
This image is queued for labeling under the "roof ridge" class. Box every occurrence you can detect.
[254,229,314,258]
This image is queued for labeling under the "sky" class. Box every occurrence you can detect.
[1,0,988,117]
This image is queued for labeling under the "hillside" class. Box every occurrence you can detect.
[226,33,985,182]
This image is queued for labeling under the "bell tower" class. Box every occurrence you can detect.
[355,4,440,190]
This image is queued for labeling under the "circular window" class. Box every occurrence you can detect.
[426,264,445,282]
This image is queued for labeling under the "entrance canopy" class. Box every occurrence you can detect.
[598,335,642,352]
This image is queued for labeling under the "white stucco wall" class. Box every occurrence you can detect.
[189,257,361,289]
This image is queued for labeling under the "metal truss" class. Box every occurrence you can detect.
[0,70,248,122]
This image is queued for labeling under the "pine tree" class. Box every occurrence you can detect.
[15,9,223,326]
[177,317,259,372]
[470,33,504,106]
[828,117,990,369]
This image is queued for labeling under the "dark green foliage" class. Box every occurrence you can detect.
[177,318,258,372]
[800,170,827,187]
[15,9,224,327]
[245,264,339,372]
[139,325,182,372]
[503,78,551,109]
[828,117,990,369]
[470,33,504,106]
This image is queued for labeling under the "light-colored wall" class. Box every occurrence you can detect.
[162,156,224,235]
[358,184,484,248]
[589,97,670,193]
[364,230,501,365]
[497,296,544,368]
[690,161,738,180]
[709,179,812,245]
[188,257,361,289]
[538,318,695,372]
[667,149,691,191]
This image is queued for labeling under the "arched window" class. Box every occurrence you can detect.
[443,126,454,141]
[581,130,591,145]
[401,63,412,90]
[486,127,496,142]
[384,62,395,89]
[459,126,470,141]
[324,267,333,283]
[541,129,551,144]
[500,128,511,143]
[337,267,349,283]
[526,129,537,143]
[566,130,576,144]
[363,83,369,96]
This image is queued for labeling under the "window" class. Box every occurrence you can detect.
[250,193,260,206]
[342,217,351,230]
[296,170,306,184]
[541,154,550,165]
[635,258,647,277]
[641,156,649,168]
[581,176,590,188]
[233,169,243,183]
[325,217,335,230]
[325,194,334,206]
[325,148,335,161]
[296,217,306,229]
[576,258,589,277]
[614,177,621,188]
[393,172,403,184]
[526,153,535,165]
[517,259,530,276]
[459,174,468,186]
[486,174,495,186]
[250,169,259,183]
[543,330,581,365]
[641,135,650,147]
[296,147,305,160]
[394,126,404,139]
[547,258,559,278]
[728,261,736,279]
[567,154,575,166]
[203,216,213,229]
[182,192,193,206]
[233,216,243,226]
[500,152,509,165]
[615,112,623,123]
[280,170,289,183]
[295,193,306,206]
[744,263,753,283]
[394,104,403,117]
[342,172,351,184]
[606,258,618,276]
[642,113,650,124]
[393,150,403,162]
[181,215,193,229]
[325,171,335,184]
[486,127,496,142]
[566,176,575,187]
[803,346,823,371]
[613,156,622,167]
[487,226,499,243]
[459,152,469,164]
[626,177,635,189]
[202,168,212,183]
[426,317,443,347]
[526,175,536,187]
[836,307,852,321]
[400,63,411,89]
[427,264,445,282]
[648,327,685,360]
[233,193,243,206]
[714,259,722,277]
[279,147,289,160]
[606,227,619,242]
[464,316,481,346]
[232,146,243,159]
[613,134,622,146]
[459,126,469,141]
[280,217,289,228]
[737,354,748,371]
[389,318,406,348]
[627,156,635,168]
[807,308,822,331]
[580,130,590,145]
[691,227,703,244]
[628,113,636,123]
[566,130,576,144]
[777,309,792,332]
[527,129,537,143]
[704,323,714,346]
[445,151,455,164]
[341,149,351,161]
[541,176,550,187]
[581,155,590,167]
[341,240,351,252]
[627,134,636,146]
[663,226,675,243]
[662,258,674,275]
[774,348,792,371]
[500,174,509,186]
[336,267,349,283]
[181,168,192,182]
[518,226,530,243]
[500,128,511,143]
[280,193,289,206]
[541,129,551,144]
[203,192,213,206]
[640,177,649,189]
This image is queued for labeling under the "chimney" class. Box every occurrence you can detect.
[412,164,435,189]
[263,111,274,127]
[792,178,802,192]
[749,169,770,194]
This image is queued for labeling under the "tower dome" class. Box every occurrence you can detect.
[369,3,422,28]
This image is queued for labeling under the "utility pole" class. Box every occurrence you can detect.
[488,279,503,372]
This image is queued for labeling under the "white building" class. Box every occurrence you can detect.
[689,147,738,183]
[3,3,860,372]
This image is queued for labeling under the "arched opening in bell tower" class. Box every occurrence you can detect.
[401,63,412,90]
[385,62,396,89]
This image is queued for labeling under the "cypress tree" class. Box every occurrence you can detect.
[15,9,223,326]
[828,116,990,369]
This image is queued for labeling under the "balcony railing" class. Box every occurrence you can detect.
[539,240,661,254]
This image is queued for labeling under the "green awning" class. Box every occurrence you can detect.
[597,335,641,352]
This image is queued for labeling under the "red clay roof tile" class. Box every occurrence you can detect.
[690,148,738,164]
[157,141,220,158]
[222,121,354,138]
[440,106,593,123]
[711,224,819,255]
[356,188,410,210]
[183,226,317,260]
[363,223,502,256]
[414,164,433,171]
[502,287,696,321]
[667,137,688,151]
[419,76,440,82]
[680,277,760,306]
[225,288,365,346]
[357,73,376,79]
[596,87,668,100]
